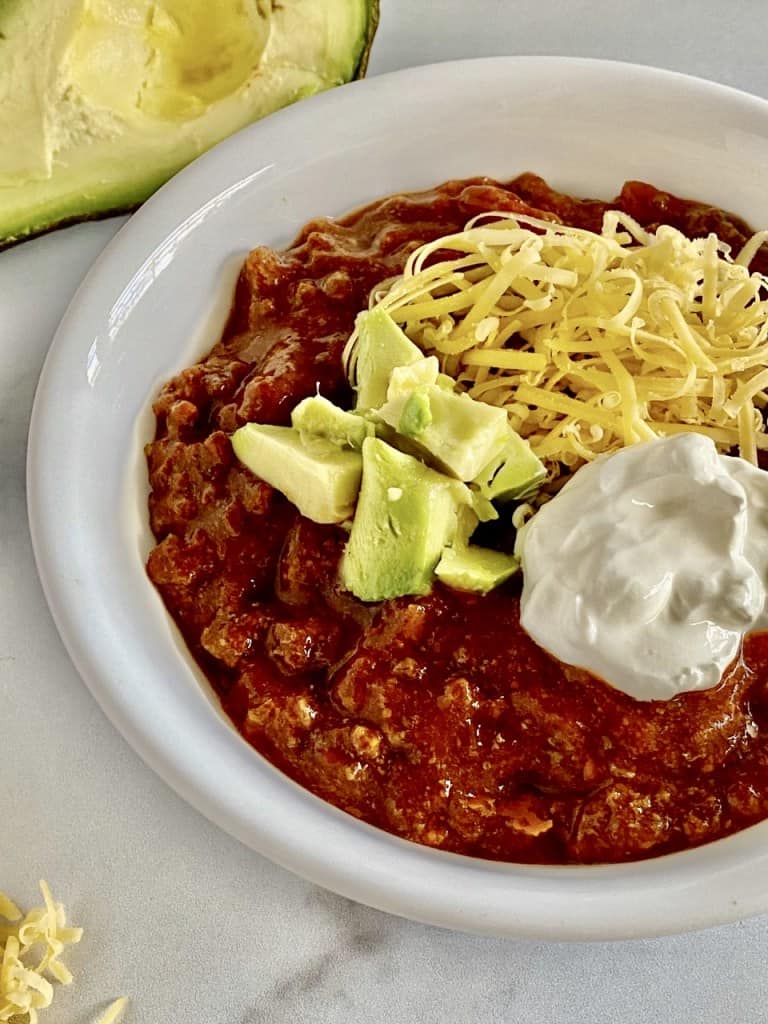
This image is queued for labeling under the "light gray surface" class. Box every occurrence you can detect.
[2,4,768,1022]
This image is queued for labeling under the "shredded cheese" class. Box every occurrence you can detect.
[0,882,127,1024]
[0,881,82,1022]
[345,211,768,477]
[97,996,130,1024]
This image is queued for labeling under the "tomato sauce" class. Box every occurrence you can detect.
[146,174,768,863]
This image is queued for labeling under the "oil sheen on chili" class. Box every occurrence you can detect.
[145,174,768,864]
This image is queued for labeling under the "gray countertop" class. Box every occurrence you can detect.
[2,3,767,1021]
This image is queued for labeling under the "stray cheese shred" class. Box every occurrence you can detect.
[97,996,130,1024]
[0,882,127,1024]
[348,211,768,476]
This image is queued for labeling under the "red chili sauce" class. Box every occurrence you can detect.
[146,174,768,863]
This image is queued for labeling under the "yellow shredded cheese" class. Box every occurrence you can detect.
[0,881,83,1023]
[0,882,127,1024]
[346,210,768,476]
[97,996,130,1024]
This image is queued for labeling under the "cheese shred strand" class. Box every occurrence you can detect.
[0,881,126,1024]
[345,211,768,475]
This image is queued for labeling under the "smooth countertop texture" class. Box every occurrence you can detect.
[3,4,768,1021]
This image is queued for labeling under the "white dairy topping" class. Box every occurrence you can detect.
[517,433,768,701]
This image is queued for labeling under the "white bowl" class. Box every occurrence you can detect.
[27,57,768,940]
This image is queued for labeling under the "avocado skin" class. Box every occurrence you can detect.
[0,171,170,252]
[353,0,380,78]
[0,0,380,250]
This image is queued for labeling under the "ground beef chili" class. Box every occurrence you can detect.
[146,174,768,864]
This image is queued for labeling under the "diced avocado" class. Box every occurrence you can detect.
[377,385,510,481]
[291,394,370,450]
[474,431,547,502]
[386,356,441,399]
[340,437,476,601]
[352,309,424,410]
[470,492,498,524]
[435,545,520,594]
[0,0,378,247]
[231,423,361,525]
[398,388,433,438]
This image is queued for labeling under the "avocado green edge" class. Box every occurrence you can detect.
[355,0,380,78]
[0,170,175,253]
[0,0,380,251]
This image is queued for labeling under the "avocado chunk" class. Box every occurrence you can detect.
[435,545,520,594]
[291,394,370,450]
[352,309,424,410]
[377,385,510,481]
[0,0,378,247]
[474,432,547,502]
[232,423,362,525]
[397,388,433,438]
[340,437,475,601]
[386,356,441,399]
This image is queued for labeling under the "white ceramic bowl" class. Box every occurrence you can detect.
[27,57,768,939]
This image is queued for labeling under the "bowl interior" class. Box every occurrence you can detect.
[27,57,768,939]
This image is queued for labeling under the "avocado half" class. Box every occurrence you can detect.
[0,0,378,248]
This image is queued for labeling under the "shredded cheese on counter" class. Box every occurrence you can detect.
[347,212,768,475]
[0,881,127,1023]
[97,996,130,1024]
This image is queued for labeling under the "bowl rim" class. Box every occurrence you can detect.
[26,55,768,940]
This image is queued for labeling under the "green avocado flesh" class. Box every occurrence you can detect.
[0,0,378,247]
[353,308,424,409]
[435,545,519,595]
[291,394,370,450]
[474,433,546,502]
[378,384,512,481]
[230,314,545,602]
[340,437,474,602]
[231,423,362,524]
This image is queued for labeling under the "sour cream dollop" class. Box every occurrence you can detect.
[517,433,768,701]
